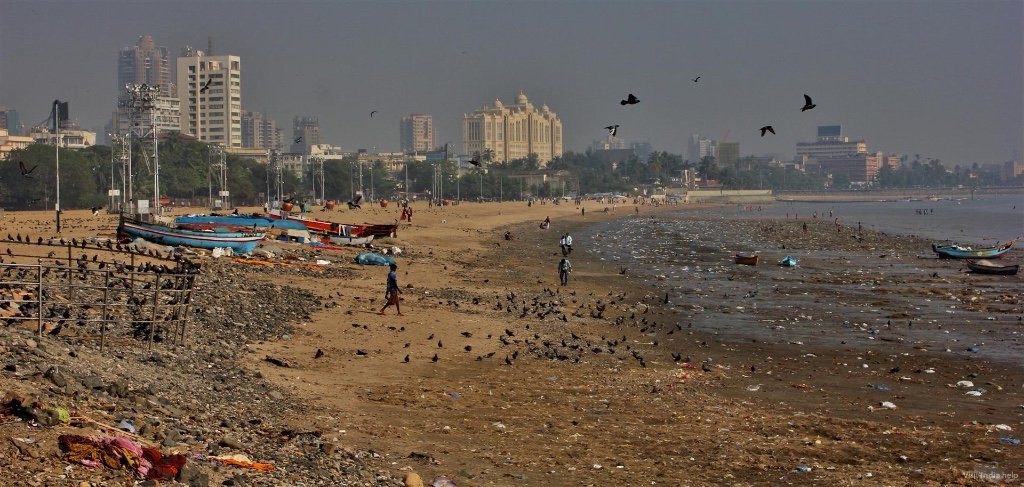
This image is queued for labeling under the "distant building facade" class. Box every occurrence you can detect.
[796,125,867,161]
[28,127,97,149]
[176,49,242,147]
[462,92,563,166]
[241,111,282,150]
[118,35,175,97]
[718,142,739,166]
[400,114,435,153]
[0,107,21,135]
[805,152,900,184]
[688,134,716,162]
[292,116,320,154]
[0,129,33,160]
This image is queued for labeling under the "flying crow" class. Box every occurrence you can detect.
[801,94,816,112]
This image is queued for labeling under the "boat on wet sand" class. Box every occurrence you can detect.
[966,259,1019,275]
[734,254,759,266]
[932,240,1014,259]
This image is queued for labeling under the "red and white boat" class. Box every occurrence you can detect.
[267,209,397,238]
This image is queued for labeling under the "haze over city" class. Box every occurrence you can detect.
[1,0,1021,166]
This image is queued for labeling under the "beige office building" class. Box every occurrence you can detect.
[400,114,435,153]
[462,92,562,166]
[176,50,242,147]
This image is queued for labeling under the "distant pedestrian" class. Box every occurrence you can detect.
[581,207,585,216]
[378,263,403,316]
[802,222,808,234]
[558,257,572,286]
[406,206,413,223]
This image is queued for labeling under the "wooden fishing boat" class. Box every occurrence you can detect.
[734,254,759,266]
[966,259,1019,276]
[267,209,368,237]
[932,240,1014,259]
[119,219,264,254]
[322,234,374,246]
[268,209,396,238]
[176,214,307,231]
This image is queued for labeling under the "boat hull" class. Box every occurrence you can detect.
[966,260,1019,275]
[324,234,374,246]
[119,220,263,254]
[734,254,759,266]
[932,240,1014,259]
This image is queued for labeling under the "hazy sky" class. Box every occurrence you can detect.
[1,0,1021,166]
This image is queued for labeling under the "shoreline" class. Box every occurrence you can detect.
[1,202,1021,485]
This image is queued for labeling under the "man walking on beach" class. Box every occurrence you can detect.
[379,263,403,316]
[558,257,572,286]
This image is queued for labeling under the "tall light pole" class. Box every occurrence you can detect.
[53,100,62,232]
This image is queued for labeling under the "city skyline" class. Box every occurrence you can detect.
[0,1,1020,166]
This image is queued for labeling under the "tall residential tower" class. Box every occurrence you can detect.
[176,49,242,147]
[118,35,175,97]
[400,114,435,153]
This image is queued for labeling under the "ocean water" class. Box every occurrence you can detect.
[762,193,1023,245]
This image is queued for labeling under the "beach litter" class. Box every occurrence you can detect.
[998,437,1020,445]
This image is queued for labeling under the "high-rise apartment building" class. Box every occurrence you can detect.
[242,111,282,150]
[463,92,562,166]
[292,116,320,154]
[118,35,175,97]
[399,114,435,153]
[688,134,716,162]
[176,49,242,147]
[0,107,20,136]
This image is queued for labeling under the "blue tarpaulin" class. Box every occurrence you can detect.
[354,253,396,266]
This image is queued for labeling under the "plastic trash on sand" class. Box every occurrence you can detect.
[432,477,457,487]
[212,247,234,258]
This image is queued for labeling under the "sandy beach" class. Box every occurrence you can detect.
[0,199,1021,486]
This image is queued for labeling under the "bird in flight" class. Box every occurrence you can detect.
[294,136,303,144]
[604,125,620,137]
[692,76,701,83]
[18,161,37,178]
[370,111,378,117]
[759,126,775,137]
[801,94,816,112]
[468,156,482,167]
[199,78,212,94]
[620,93,639,106]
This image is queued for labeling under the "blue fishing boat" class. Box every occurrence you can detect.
[175,213,307,231]
[931,240,1014,259]
[118,219,264,254]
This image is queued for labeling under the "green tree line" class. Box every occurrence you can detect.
[3,140,1017,211]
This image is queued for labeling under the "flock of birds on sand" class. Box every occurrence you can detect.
[312,284,724,373]
[609,85,816,140]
